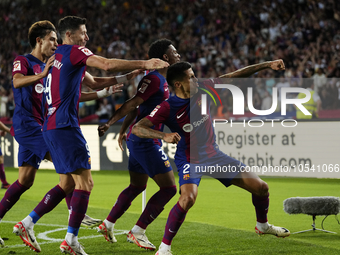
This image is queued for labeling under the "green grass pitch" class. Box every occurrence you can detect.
[0,168,339,254]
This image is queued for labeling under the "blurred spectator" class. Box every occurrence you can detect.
[276,75,290,100]
[312,67,327,95]
[96,98,112,121]
[261,90,272,111]
[0,87,8,117]
[296,82,322,119]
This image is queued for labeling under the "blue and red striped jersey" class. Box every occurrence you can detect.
[43,44,93,131]
[127,70,170,145]
[146,90,218,163]
[11,54,46,136]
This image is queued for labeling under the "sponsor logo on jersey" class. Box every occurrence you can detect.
[164,160,170,167]
[47,107,56,116]
[182,123,193,132]
[35,83,44,94]
[149,105,160,117]
[193,114,209,127]
[183,174,190,180]
[79,47,93,56]
[13,60,21,72]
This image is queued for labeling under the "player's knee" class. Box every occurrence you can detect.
[19,175,35,188]
[20,179,34,189]
[180,193,196,211]
[60,182,75,194]
[257,180,269,196]
[163,185,177,200]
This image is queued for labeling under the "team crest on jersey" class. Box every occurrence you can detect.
[183,174,190,180]
[182,123,193,133]
[88,157,91,164]
[197,99,202,107]
[13,60,21,72]
[35,84,44,94]
[164,160,170,167]
[79,47,93,56]
[149,105,160,117]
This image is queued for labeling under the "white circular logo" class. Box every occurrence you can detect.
[183,123,193,132]
[35,83,44,94]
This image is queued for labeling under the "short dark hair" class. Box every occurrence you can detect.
[58,16,87,41]
[148,39,173,60]
[166,62,192,87]
[28,20,56,49]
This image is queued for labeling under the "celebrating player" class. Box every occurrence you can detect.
[97,39,180,250]
[15,16,168,255]
[132,61,290,255]
[3,20,125,250]
[0,21,58,249]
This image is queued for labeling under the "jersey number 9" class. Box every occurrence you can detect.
[45,73,52,105]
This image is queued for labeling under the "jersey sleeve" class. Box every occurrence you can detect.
[70,46,94,66]
[135,74,161,101]
[12,56,29,77]
[201,77,223,89]
[146,101,170,126]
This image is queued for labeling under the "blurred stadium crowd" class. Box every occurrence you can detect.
[1,0,340,121]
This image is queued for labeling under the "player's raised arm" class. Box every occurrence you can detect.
[79,84,123,102]
[82,69,143,90]
[219,59,285,78]
[86,55,169,73]
[80,69,143,102]
[118,109,138,151]
[12,55,55,89]
[132,118,181,144]
[97,96,144,137]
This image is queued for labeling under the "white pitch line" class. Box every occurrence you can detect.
[1,221,129,249]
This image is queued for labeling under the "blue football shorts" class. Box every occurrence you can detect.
[176,149,245,187]
[127,139,172,178]
[14,127,49,169]
[43,127,91,174]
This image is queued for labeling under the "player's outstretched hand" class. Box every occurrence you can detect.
[145,58,169,70]
[270,59,285,70]
[127,69,144,80]
[0,131,6,137]
[98,123,110,137]
[118,132,127,151]
[163,132,181,144]
[110,84,124,94]
[41,55,55,77]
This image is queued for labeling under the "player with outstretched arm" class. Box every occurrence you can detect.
[132,61,290,255]
[14,16,168,255]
